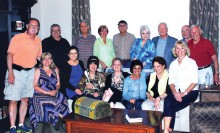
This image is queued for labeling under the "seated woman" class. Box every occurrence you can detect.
[103,58,130,108]
[93,25,115,70]
[29,52,69,133]
[141,56,169,112]
[163,41,199,133]
[78,56,105,100]
[59,46,84,111]
[128,25,155,72]
[122,60,147,110]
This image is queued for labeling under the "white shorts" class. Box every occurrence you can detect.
[4,68,35,101]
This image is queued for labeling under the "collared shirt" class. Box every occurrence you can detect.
[156,37,167,57]
[72,34,96,68]
[188,37,216,67]
[8,32,42,68]
[113,32,135,60]
[169,56,198,92]
[130,38,156,69]
[93,37,115,67]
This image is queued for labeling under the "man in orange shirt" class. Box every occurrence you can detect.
[4,18,42,133]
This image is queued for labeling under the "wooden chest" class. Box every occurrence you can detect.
[74,97,111,120]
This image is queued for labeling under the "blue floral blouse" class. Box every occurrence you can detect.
[130,38,156,69]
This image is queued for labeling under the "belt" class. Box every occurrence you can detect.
[198,64,211,70]
[12,64,32,71]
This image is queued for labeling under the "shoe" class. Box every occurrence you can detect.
[10,127,16,133]
[17,124,31,133]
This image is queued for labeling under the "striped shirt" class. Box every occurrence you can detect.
[72,34,96,69]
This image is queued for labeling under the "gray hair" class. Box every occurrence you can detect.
[140,25,151,37]
[190,25,203,34]
[158,22,168,29]
[79,20,88,26]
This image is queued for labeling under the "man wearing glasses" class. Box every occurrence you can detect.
[42,24,70,69]
[113,20,135,65]
[4,18,42,133]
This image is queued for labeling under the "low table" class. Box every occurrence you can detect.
[199,84,220,102]
[63,108,162,133]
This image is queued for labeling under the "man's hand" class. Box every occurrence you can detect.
[214,73,220,85]
[8,72,15,84]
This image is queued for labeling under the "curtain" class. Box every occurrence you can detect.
[72,0,90,37]
[189,0,219,54]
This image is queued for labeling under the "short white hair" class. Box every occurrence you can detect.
[140,25,151,36]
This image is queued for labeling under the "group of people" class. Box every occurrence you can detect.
[3,17,220,133]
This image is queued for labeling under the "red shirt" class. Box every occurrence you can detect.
[188,37,216,67]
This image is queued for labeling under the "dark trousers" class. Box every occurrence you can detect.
[163,90,199,129]
[122,99,144,110]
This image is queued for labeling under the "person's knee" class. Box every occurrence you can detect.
[9,101,18,106]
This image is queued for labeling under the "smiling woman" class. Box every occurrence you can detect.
[90,0,189,39]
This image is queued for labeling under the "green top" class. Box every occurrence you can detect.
[93,37,115,67]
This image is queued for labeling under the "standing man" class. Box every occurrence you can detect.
[42,24,70,69]
[188,25,220,85]
[4,18,42,133]
[72,20,96,69]
[181,25,191,43]
[113,20,135,65]
[152,22,178,68]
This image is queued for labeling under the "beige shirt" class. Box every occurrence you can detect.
[113,32,135,60]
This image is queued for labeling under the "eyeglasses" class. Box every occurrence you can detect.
[118,25,127,28]
[29,24,40,29]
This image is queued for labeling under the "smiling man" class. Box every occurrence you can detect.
[152,22,178,68]
[188,25,220,85]
[4,18,42,133]
[42,24,70,69]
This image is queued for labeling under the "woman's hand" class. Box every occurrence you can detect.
[93,92,99,97]
[173,92,182,102]
[154,97,161,110]
[47,90,57,96]
[149,95,155,101]
[129,98,135,104]
[75,89,83,95]
[86,83,94,89]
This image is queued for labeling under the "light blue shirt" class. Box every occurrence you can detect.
[156,37,167,57]
[123,72,147,100]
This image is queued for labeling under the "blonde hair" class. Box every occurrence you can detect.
[172,40,190,57]
[40,52,56,69]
